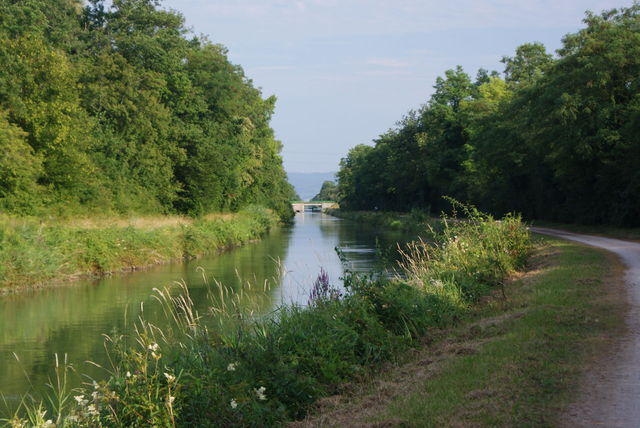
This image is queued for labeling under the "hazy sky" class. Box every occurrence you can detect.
[162,0,627,173]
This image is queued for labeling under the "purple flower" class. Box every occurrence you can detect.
[308,268,341,305]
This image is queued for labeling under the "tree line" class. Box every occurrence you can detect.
[0,0,295,218]
[337,4,640,226]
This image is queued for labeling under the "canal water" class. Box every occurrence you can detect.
[0,213,412,399]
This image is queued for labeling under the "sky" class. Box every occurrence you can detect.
[162,0,628,173]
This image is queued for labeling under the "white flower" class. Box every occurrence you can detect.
[126,371,131,378]
[43,420,54,427]
[168,395,175,405]
[87,404,99,416]
[147,343,159,352]
[164,372,176,383]
[227,363,237,371]
[74,394,89,407]
[254,386,267,401]
[230,399,238,409]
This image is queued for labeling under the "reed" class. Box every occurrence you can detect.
[3,206,531,426]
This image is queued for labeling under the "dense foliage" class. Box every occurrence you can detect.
[337,5,640,226]
[6,209,530,426]
[310,180,338,201]
[0,0,294,218]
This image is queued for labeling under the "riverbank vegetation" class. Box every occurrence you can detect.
[336,4,640,226]
[4,208,530,426]
[0,206,278,294]
[0,0,294,219]
[297,237,625,426]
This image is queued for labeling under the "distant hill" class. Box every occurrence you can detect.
[287,172,336,201]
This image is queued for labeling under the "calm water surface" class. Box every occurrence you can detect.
[0,212,412,399]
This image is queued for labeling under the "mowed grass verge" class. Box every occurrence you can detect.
[0,206,279,294]
[298,236,626,426]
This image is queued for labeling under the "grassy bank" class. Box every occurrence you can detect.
[298,236,625,426]
[4,207,531,426]
[0,206,279,294]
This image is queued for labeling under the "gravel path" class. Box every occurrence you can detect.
[532,227,640,427]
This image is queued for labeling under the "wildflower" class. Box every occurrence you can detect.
[254,386,267,401]
[164,372,176,383]
[43,420,54,427]
[151,351,161,360]
[91,390,99,400]
[147,343,159,352]
[126,371,131,378]
[227,362,237,371]
[168,395,175,405]
[74,395,85,405]
[230,399,238,409]
[93,381,99,390]
[87,404,99,417]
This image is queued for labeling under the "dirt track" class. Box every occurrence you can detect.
[532,227,640,427]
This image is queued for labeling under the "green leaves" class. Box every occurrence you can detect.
[337,4,640,226]
[0,0,293,218]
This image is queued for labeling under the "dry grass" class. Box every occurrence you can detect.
[69,215,193,230]
[0,213,194,230]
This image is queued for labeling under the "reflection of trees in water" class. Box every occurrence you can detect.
[0,229,291,398]
[319,215,415,272]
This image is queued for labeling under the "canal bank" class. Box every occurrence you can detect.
[0,207,279,295]
[294,235,626,426]
[0,212,412,400]
[2,209,531,426]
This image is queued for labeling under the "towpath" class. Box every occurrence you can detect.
[532,227,640,427]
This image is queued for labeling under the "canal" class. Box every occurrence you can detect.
[0,212,412,399]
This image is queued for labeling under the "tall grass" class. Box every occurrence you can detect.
[0,206,279,293]
[3,207,531,426]
[400,203,530,302]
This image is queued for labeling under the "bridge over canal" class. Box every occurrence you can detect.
[291,201,339,213]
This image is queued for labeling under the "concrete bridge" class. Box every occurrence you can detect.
[291,201,339,213]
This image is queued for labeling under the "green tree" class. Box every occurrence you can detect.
[501,42,553,85]
[0,0,294,219]
[311,181,338,202]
